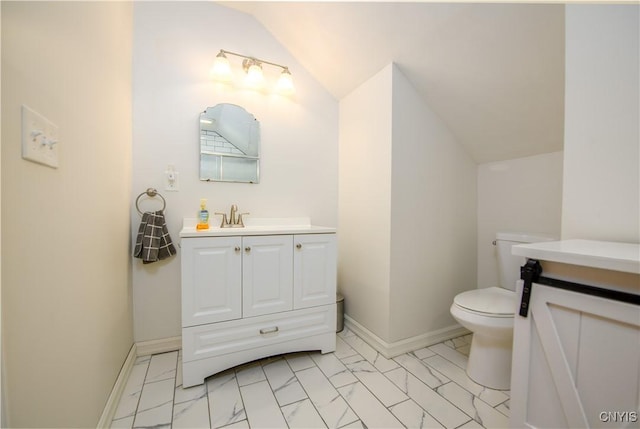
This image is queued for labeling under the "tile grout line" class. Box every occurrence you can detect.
[338,349,444,429]
[204,366,213,429]
[420,350,511,409]
[416,354,501,427]
[345,332,476,426]
[234,369,251,429]
[286,355,339,429]
[170,352,178,428]
[243,365,290,429]
[131,357,152,428]
[334,370,405,428]
[376,339,478,429]
[424,346,511,427]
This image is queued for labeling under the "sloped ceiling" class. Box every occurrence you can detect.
[222,2,565,164]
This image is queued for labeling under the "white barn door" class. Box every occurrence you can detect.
[511,280,640,428]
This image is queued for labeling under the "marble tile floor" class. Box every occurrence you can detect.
[110,329,511,429]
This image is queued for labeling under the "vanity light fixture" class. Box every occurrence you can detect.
[275,67,294,95]
[210,51,232,81]
[244,58,264,89]
[211,49,294,95]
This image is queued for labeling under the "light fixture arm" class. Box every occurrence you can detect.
[218,49,289,73]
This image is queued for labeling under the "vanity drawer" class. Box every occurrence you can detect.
[182,304,336,363]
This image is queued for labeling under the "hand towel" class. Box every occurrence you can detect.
[133,210,177,264]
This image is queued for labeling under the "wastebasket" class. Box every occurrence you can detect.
[336,293,344,332]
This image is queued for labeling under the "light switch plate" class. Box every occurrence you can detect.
[21,105,59,168]
[165,170,180,191]
[165,165,179,191]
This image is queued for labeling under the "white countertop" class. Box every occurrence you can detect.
[180,217,336,238]
[513,239,640,274]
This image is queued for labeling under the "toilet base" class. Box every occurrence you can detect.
[466,333,512,390]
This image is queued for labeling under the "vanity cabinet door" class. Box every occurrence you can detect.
[181,237,242,327]
[511,281,640,429]
[242,235,294,317]
[293,234,337,309]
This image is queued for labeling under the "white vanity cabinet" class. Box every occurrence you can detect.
[180,219,337,387]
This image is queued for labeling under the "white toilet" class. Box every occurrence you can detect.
[450,232,555,390]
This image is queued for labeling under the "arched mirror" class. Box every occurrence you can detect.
[199,104,260,183]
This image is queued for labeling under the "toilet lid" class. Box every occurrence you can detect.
[454,287,516,315]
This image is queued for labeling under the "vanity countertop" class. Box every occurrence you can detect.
[513,239,640,274]
[180,217,336,238]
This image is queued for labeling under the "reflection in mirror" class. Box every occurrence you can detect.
[200,104,260,183]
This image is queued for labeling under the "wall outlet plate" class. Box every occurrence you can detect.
[21,105,59,168]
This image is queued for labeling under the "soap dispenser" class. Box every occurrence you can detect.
[196,199,210,230]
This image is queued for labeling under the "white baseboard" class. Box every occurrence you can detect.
[136,336,181,357]
[343,315,469,359]
[96,343,137,428]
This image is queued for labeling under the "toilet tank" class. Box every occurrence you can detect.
[496,232,556,291]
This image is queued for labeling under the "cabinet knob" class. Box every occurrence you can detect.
[234,246,241,252]
[245,246,251,252]
[296,243,302,249]
[259,326,279,335]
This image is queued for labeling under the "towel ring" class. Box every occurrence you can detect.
[136,188,166,215]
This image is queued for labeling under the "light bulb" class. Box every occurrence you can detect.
[210,51,232,81]
[276,68,295,95]
[245,63,264,89]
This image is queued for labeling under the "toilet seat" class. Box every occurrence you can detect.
[453,287,516,318]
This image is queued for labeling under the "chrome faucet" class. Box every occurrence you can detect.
[215,204,249,228]
[230,204,237,225]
